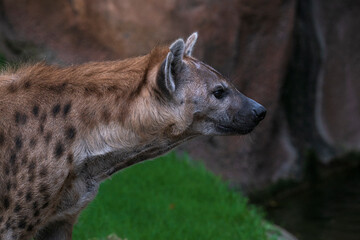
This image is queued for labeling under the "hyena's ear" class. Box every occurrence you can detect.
[184,32,198,56]
[159,38,185,93]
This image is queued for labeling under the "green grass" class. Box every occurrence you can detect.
[73,152,271,240]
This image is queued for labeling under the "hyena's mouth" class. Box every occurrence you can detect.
[216,123,256,135]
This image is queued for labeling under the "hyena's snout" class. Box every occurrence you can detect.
[230,96,266,134]
[249,99,266,123]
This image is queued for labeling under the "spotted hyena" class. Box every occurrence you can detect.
[0,33,266,239]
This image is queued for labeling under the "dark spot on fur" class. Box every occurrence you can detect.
[43,194,50,205]
[83,162,89,171]
[65,127,76,140]
[84,83,103,97]
[44,132,52,144]
[39,184,48,194]
[21,156,28,166]
[27,224,34,232]
[28,161,36,173]
[52,104,61,117]
[41,202,49,209]
[6,181,11,191]
[5,220,11,229]
[8,83,17,93]
[80,108,97,127]
[17,191,24,197]
[12,164,18,175]
[28,174,35,182]
[40,113,47,123]
[117,101,131,123]
[18,218,27,229]
[107,85,118,92]
[14,204,21,213]
[15,112,27,125]
[33,209,40,217]
[4,163,9,175]
[83,85,94,95]
[29,206,38,220]
[3,196,10,209]
[24,81,31,89]
[48,82,67,93]
[54,142,64,158]
[0,132,5,146]
[27,163,35,182]
[32,105,39,117]
[32,201,38,210]
[29,138,37,148]
[25,192,32,202]
[61,82,68,89]
[10,153,16,166]
[39,124,44,134]
[115,95,121,103]
[67,153,74,164]
[0,216,3,223]
[15,136,22,149]
[63,102,72,116]
[102,109,111,123]
[39,167,48,178]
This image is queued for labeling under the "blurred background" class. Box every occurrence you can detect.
[0,0,359,239]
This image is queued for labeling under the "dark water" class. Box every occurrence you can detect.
[265,168,360,240]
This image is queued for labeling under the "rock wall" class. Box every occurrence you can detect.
[315,0,360,150]
[0,0,359,192]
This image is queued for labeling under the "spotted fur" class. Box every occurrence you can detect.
[0,33,265,239]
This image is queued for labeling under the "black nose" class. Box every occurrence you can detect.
[252,105,266,122]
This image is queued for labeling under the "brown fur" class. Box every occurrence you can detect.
[0,33,265,239]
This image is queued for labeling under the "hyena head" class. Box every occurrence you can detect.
[154,32,266,137]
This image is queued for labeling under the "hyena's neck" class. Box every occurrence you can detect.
[73,93,192,181]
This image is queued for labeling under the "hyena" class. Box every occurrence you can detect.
[0,33,266,239]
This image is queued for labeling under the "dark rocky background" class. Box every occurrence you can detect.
[0,0,359,193]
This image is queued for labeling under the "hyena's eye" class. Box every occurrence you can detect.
[213,87,226,99]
